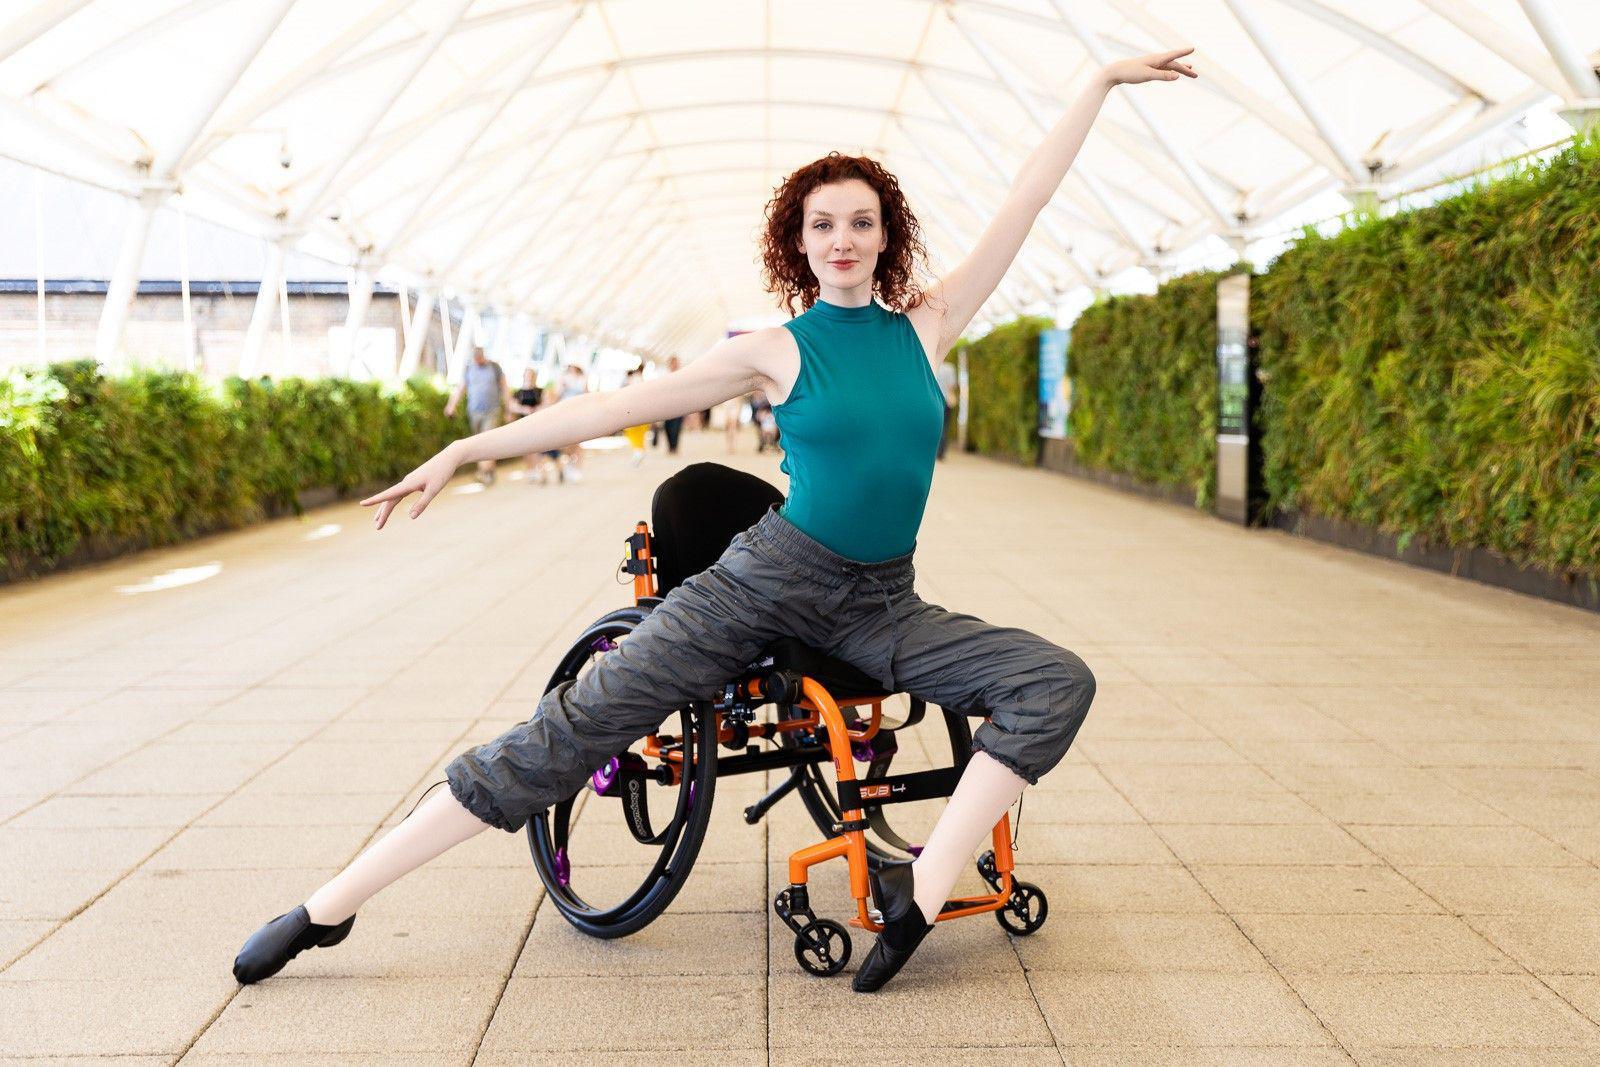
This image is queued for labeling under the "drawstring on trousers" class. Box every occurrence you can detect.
[852,567,899,692]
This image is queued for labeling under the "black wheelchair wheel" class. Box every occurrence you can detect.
[996,881,1048,936]
[526,605,718,939]
[786,697,972,869]
[794,918,851,977]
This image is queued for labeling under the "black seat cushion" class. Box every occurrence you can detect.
[765,637,893,700]
[650,462,784,597]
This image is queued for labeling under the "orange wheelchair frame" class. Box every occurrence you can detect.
[602,520,1047,975]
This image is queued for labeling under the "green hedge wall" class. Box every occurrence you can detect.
[1255,139,1600,579]
[0,361,465,580]
[957,315,1052,462]
[1068,270,1231,510]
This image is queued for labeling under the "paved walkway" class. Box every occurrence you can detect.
[2,428,1598,1064]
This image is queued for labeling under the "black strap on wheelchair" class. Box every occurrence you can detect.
[837,767,963,810]
[612,753,660,844]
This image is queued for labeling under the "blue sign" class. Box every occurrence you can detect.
[1038,328,1070,439]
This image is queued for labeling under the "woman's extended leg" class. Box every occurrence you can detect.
[829,592,1095,989]
[302,786,487,924]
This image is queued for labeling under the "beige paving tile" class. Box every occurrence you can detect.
[1541,975,1600,1025]
[1345,825,1587,867]
[1064,1049,1352,1066]
[0,921,52,968]
[1465,914,1600,974]
[195,790,402,828]
[771,1049,1062,1066]
[0,976,237,1056]
[1350,1049,1600,1066]
[1295,789,1515,827]
[1099,763,1285,795]
[182,1056,471,1067]
[481,975,764,1051]
[6,793,224,829]
[1396,866,1600,914]
[1130,790,1328,824]
[1018,864,1221,913]
[1021,823,1178,865]
[0,867,123,921]
[146,823,374,870]
[1289,974,1600,1049]
[1236,913,1520,974]
[192,976,503,1055]
[1031,971,1336,1047]
[768,972,1054,1048]
[1188,865,1445,915]
[1158,824,1378,866]
[1026,788,1145,823]
[1012,912,1269,972]
[517,909,764,977]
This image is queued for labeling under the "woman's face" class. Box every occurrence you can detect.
[796,178,887,294]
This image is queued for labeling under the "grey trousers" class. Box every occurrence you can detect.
[446,505,1097,833]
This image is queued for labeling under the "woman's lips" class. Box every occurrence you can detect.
[830,261,855,269]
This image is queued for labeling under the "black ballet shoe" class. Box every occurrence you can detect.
[232,905,356,984]
[852,862,933,993]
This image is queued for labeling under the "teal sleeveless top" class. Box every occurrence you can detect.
[773,297,945,563]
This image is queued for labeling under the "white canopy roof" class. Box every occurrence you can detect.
[3,0,1597,360]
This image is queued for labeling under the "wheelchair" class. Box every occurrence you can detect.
[523,462,1048,977]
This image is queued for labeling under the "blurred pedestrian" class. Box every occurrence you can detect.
[621,366,649,469]
[511,368,560,485]
[444,345,510,485]
[555,363,587,482]
[660,356,686,453]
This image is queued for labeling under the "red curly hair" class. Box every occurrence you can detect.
[759,152,932,316]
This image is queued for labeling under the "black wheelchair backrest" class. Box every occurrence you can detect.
[650,462,784,597]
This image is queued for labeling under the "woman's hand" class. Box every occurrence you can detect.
[361,443,464,530]
[1102,47,1197,86]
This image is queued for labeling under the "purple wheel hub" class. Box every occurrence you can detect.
[851,740,872,763]
[591,757,621,796]
[553,846,570,887]
[591,635,616,653]
[907,845,924,857]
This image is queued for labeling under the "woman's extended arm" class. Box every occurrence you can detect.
[912,48,1197,355]
[361,329,775,528]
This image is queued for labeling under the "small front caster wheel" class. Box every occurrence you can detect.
[975,849,1001,892]
[996,881,1048,935]
[794,919,852,976]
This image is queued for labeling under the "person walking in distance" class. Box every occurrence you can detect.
[555,363,587,483]
[935,357,958,461]
[232,46,1194,992]
[510,368,560,485]
[660,356,687,454]
[444,345,511,485]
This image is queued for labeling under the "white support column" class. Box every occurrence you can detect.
[1223,0,1371,184]
[438,72,618,280]
[437,296,454,377]
[94,190,163,370]
[1419,0,1572,99]
[380,6,583,257]
[1044,0,1234,229]
[396,288,436,380]
[156,0,298,177]
[448,302,479,383]
[177,198,195,372]
[33,167,47,366]
[1514,0,1600,128]
[899,126,1059,305]
[238,241,287,379]
[336,267,375,377]
[0,0,96,64]
[289,0,476,228]
[914,78,1099,285]
[942,7,1151,259]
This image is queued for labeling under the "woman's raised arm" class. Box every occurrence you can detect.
[910,48,1197,356]
[361,330,777,529]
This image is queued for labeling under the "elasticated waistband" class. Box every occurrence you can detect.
[750,504,915,587]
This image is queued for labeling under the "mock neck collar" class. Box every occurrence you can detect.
[809,297,883,322]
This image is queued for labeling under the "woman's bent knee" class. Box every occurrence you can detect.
[974,647,1096,785]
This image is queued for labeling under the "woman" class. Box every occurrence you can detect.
[233,48,1196,992]
[620,365,650,468]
